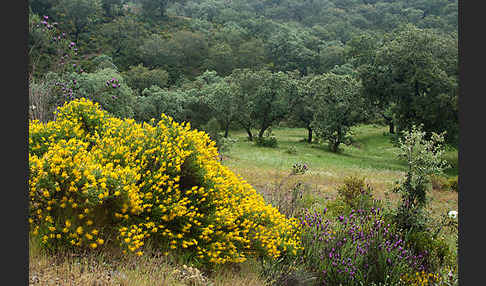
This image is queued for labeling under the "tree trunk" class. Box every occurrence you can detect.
[307,127,313,143]
[258,126,267,138]
[331,141,340,153]
[246,128,253,141]
[382,114,395,134]
[224,123,229,138]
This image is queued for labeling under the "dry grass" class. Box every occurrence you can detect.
[29,236,268,286]
[29,237,187,286]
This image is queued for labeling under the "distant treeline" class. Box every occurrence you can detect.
[28,0,458,148]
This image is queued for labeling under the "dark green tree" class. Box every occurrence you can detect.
[51,0,103,42]
[287,73,316,143]
[122,64,169,95]
[359,25,458,142]
[98,15,149,70]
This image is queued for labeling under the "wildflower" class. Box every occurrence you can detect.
[448,210,458,219]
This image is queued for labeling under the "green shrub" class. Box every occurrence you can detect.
[285,145,298,155]
[255,136,278,148]
[404,231,452,272]
[134,86,187,124]
[430,175,451,191]
[392,125,449,231]
[123,63,169,95]
[69,68,136,118]
[448,176,458,192]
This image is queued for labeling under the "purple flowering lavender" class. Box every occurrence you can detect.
[299,207,426,285]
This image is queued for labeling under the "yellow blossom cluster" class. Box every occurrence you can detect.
[400,271,441,286]
[29,98,302,264]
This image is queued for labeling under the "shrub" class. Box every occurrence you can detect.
[448,176,458,192]
[68,68,136,118]
[430,175,450,191]
[392,125,449,231]
[199,118,236,155]
[29,98,302,266]
[255,135,278,148]
[134,86,187,124]
[400,271,441,286]
[122,64,169,95]
[285,145,298,155]
[337,176,375,210]
[404,231,452,273]
[218,136,237,155]
[255,128,278,148]
[298,208,426,286]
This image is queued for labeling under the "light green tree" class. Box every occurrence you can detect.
[310,73,363,153]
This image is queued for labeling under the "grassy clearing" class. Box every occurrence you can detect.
[222,124,458,225]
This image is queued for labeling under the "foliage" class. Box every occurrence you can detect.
[138,31,209,82]
[140,0,175,19]
[287,73,316,143]
[246,69,296,139]
[68,68,136,118]
[359,25,458,143]
[298,207,426,285]
[133,85,187,124]
[310,73,363,153]
[97,15,150,70]
[91,54,118,71]
[199,117,225,153]
[255,129,278,148]
[392,125,449,231]
[404,231,452,273]
[285,145,298,155]
[29,98,302,266]
[29,13,80,78]
[123,64,170,95]
[337,176,376,211]
[200,75,240,138]
[51,0,103,42]
[448,176,458,192]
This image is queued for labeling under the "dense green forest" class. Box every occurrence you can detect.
[28,0,458,148]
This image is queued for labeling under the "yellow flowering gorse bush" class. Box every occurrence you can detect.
[29,98,302,264]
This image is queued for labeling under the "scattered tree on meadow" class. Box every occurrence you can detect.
[202,77,240,138]
[287,72,316,143]
[310,73,363,153]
